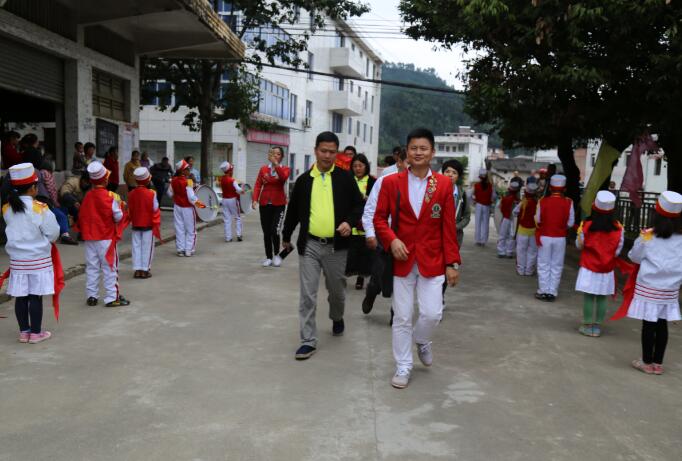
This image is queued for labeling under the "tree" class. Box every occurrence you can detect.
[142,0,369,182]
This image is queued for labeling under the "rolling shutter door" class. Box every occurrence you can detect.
[246,142,271,188]
[0,36,64,102]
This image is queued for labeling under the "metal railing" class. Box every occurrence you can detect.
[615,191,660,237]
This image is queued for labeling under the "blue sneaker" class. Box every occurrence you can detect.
[591,325,602,337]
[295,345,316,360]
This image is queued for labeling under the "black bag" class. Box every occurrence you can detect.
[380,190,400,297]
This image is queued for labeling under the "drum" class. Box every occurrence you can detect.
[194,185,220,222]
[239,183,254,215]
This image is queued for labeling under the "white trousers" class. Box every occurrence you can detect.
[392,264,444,372]
[515,234,538,276]
[132,230,154,271]
[496,217,515,256]
[537,236,566,296]
[85,240,119,303]
[174,205,196,254]
[221,198,242,240]
[474,203,491,244]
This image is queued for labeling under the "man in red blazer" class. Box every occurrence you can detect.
[374,128,461,389]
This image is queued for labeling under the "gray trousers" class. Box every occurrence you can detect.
[299,239,348,347]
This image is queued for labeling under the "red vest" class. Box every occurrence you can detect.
[579,221,623,273]
[474,182,493,205]
[128,187,156,228]
[518,197,538,229]
[221,176,239,199]
[538,194,572,237]
[500,193,517,219]
[171,176,193,208]
[79,187,116,240]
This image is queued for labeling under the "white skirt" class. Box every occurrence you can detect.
[575,268,615,295]
[627,298,681,322]
[7,269,55,297]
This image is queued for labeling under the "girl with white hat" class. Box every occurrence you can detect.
[219,161,245,242]
[575,191,624,337]
[496,181,521,258]
[626,191,682,375]
[472,168,497,246]
[168,159,202,257]
[514,182,540,276]
[2,163,61,343]
[127,167,160,279]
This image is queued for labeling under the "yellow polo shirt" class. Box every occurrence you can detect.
[352,175,369,236]
[309,164,335,238]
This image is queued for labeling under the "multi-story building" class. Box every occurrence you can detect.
[140,9,383,186]
[433,126,488,178]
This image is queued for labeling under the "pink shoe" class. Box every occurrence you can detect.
[28,331,52,344]
[632,359,654,374]
[18,331,30,343]
[653,363,664,375]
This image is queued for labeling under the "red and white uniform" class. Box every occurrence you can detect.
[374,169,461,372]
[168,175,198,255]
[535,191,575,296]
[472,174,497,245]
[3,198,60,296]
[220,174,243,241]
[496,191,519,257]
[514,194,538,276]
[128,185,160,272]
[575,220,624,295]
[80,186,124,304]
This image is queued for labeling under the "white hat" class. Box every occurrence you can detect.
[525,183,539,193]
[656,191,682,217]
[176,159,190,171]
[508,182,520,191]
[593,190,616,213]
[134,166,151,183]
[478,168,487,177]
[219,161,233,173]
[87,161,108,181]
[8,163,38,186]
[550,174,567,188]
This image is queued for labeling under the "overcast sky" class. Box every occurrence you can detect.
[348,0,468,89]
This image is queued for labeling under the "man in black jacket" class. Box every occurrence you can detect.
[282,131,364,360]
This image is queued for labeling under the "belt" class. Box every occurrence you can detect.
[308,234,334,245]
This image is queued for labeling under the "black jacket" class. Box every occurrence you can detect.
[283,166,365,255]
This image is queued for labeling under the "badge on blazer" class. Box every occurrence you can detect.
[431,203,442,219]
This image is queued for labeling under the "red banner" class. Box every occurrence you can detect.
[246,129,290,146]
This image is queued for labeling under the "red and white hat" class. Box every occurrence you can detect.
[87,161,109,182]
[656,191,682,218]
[219,161,233,173]
[8,163,38,186]
[550,174,567,188]
[525,182,539,194]
[134,166,151,183]
[593,190,616,213]
[176,159,190,171]
[478,168,488,177]
[508,182,520,191]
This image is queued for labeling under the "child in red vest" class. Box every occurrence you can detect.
[219,161,244,242]
[496,182,520,258]
[473,168,497,246]
[168,159,201,257]
[128,167,160,279]
[575,191,623,337]
[535,174,574,301]
[80,162,130,307]
[514,182,539,276]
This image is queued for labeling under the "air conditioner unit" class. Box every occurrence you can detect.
[303,117,311,128]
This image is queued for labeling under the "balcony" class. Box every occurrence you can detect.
[329,47,365,79]
[328,90,363,116]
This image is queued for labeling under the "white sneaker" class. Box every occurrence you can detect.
[185,252,193,257]
[262,259,273,267]
[391,369,411,389]
[272,255,282,267]
[417,342,433,367]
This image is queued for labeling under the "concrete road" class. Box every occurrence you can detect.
[1,216,681,461]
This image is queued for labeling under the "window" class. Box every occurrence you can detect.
[373,63,377,78]
[356,120,360,136]
[655,158,663,176]
[335,30,345,47]
[141,81,171,106]
[360,50,364,59]
[289,93,298,122]
[438,144,444,151]
[332,112,343,133]
[257,78,290,120]
[348,117,353,135]
[350,81,354,93]
[446,146,451,152]
[370,126,373,144]
[92,69,128,121]
[357,85,361,97]
[351,43,356,51]
[364,91,368,110]
[305,100,312,121]
[366,58,370,77]
[289,153,296,178]
[591,154,596,167]
[334,75,344,91]
[307,52,314,80]
[363,123,367,142]
[304,154,312,171]
[371,95,374,112]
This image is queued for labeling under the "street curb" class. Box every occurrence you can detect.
[0,219,221,305]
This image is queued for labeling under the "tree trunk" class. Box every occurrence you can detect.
[557,135,580,218]
[199,116,212,186]
[659,132,682,194]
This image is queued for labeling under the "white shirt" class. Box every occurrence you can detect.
[380,164,398,178]
[3,196,60,262]
[363,171,397,238]
[408,169,432,218]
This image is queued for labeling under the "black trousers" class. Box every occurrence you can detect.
[259,205,285,259]
[15,295,43,334]
[642,319,669,364]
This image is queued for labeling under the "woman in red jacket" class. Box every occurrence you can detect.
[252,146,290,267]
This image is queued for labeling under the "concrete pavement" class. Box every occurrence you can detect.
[1,216,681,460]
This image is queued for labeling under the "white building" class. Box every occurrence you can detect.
[584,140,667,193]
[433,126,488,178]
[0,0,242,172]
[140,10,383,186]
[533,149,561,164]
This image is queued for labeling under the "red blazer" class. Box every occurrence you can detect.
[253,165,290,206]
[374,171,461,278]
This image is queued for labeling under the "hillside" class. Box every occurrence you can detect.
[379,62,500,155]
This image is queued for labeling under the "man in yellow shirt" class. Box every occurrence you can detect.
[282,132,365,360]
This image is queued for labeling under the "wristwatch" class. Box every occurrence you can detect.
[446,263,460,270]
